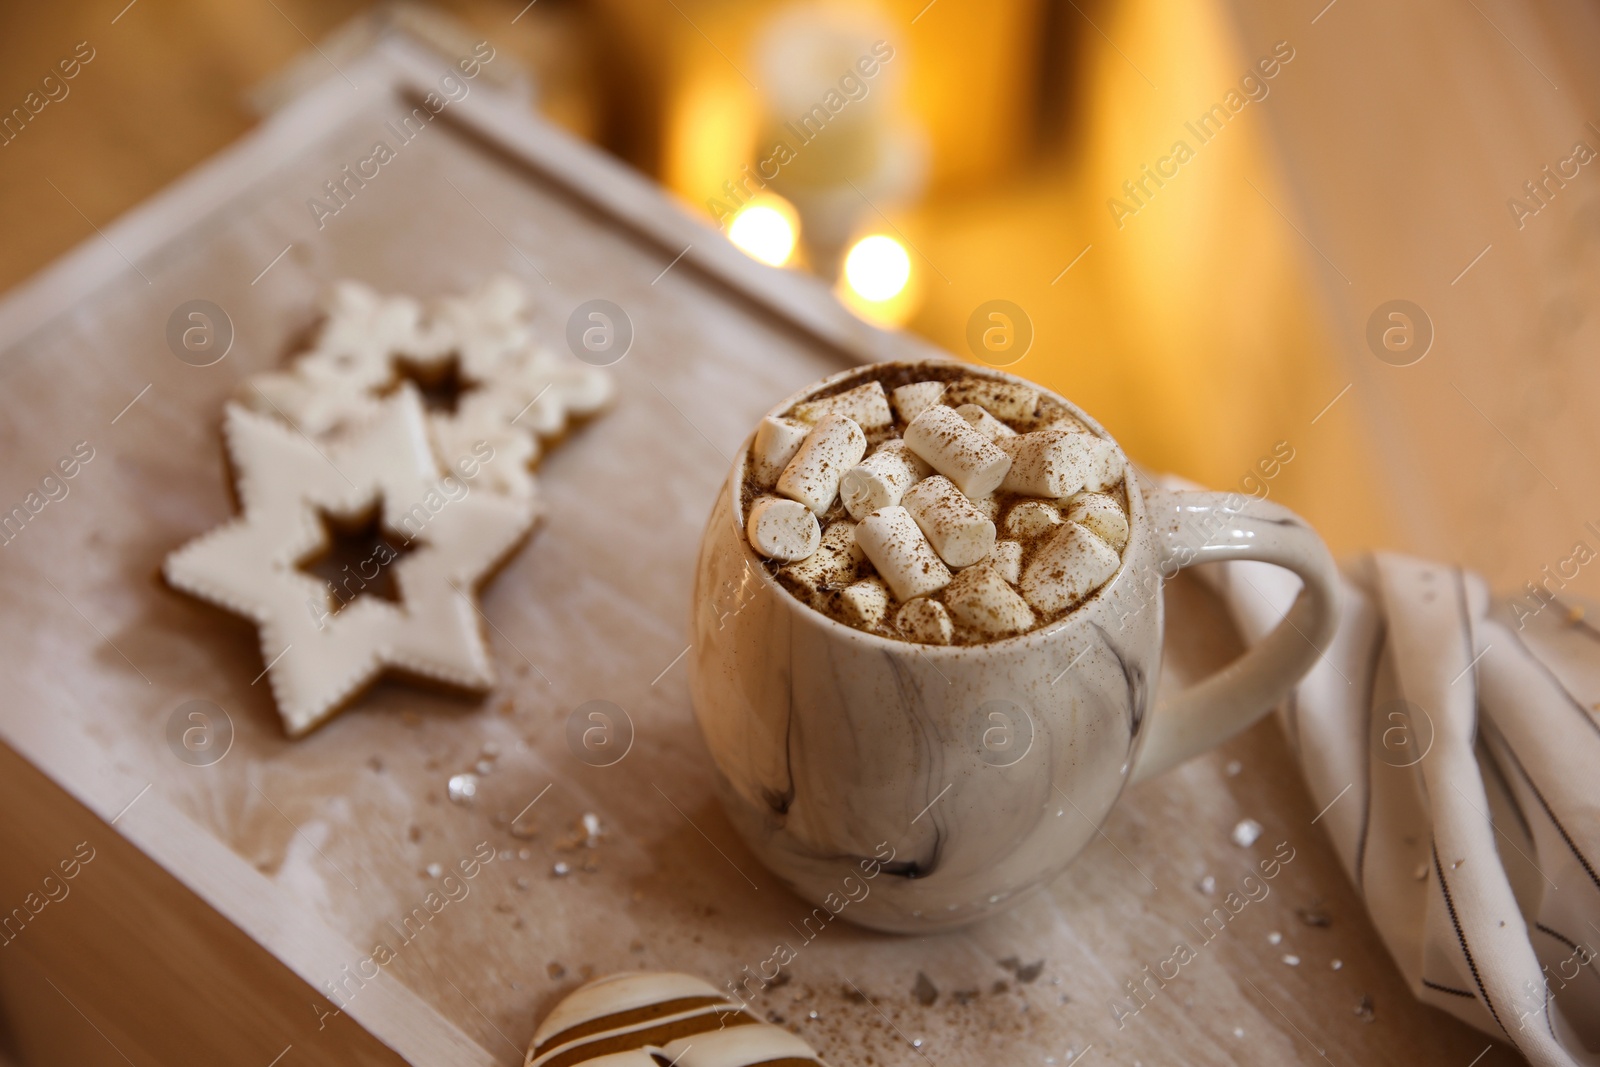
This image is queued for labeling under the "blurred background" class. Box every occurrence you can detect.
[1,0,1598,601]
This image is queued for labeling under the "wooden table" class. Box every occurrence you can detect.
[0,22,1536,1067]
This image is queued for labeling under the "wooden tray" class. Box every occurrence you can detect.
[0,30,1516,1067]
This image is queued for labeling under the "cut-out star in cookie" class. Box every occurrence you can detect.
[164,387,536,736]
[242,276,613,499]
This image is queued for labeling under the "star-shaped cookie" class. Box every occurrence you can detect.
[242,276,613,499]
[164,387,536,736]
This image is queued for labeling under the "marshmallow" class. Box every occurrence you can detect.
[839,440,930,521]
[901,475,997,568]
[1064,492,1129,550]
[840,577,891,627]
[855,506,952,601]
[1020,521,1121,615]
[1003,499,1063,539]
[997,430,1104,499]
[896,597,953,645]
[956,404,1016,441]
[750,416,809,488]
[746,495,822,561]
[779,520,862,600]
[942,378,1039,422]
[968,493,1001,521]
[1038,410,1092,434]
[943,562,1037,638]
[891,380,947,424]
[989,539,1023,584]
[792,381,892,430]
[1080,434,1124,491]
[776,414,867,515]
[903,405,1012,499]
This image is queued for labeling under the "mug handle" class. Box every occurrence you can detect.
[1129,486,1341,784]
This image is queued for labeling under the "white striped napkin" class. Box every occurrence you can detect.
[1200,543,1600,1066]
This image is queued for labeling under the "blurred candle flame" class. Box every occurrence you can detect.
[727,196,800,267]
[843,234,910,301]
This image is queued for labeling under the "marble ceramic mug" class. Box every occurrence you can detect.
[689,360,1339,933]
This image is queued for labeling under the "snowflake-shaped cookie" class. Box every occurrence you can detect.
[164,387,537,736]
[242,276,613,498]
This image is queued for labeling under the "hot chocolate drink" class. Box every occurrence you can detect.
[739,364,1129,645]
[694,358,1341,932]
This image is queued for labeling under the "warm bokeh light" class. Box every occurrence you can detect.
[838,233,918,328]
[843,234,911,302]
[727,197,799,267]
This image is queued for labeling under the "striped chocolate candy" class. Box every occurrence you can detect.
[526,972,827,1067]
